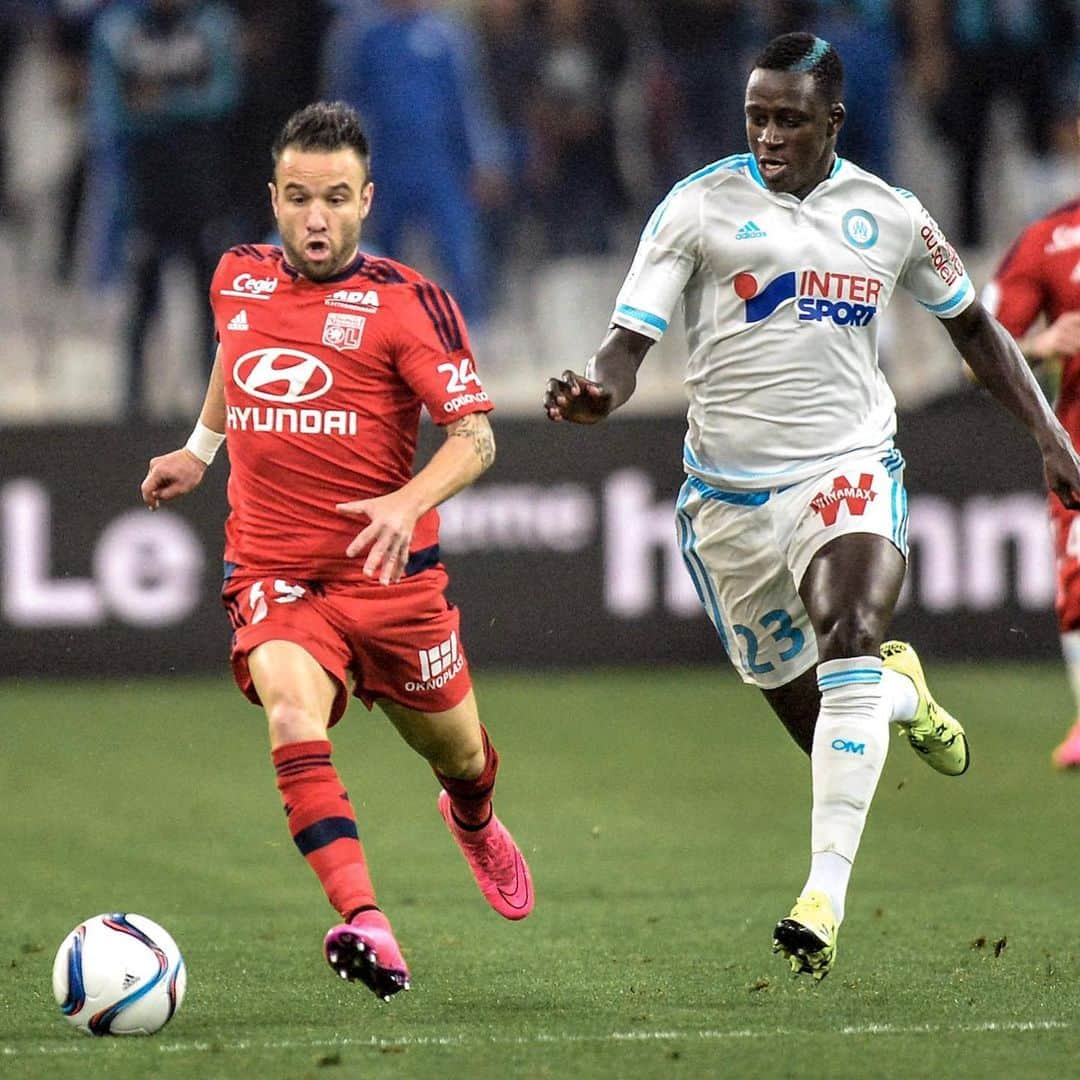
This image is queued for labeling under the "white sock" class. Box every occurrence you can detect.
[803,656,889,925]
[878,667,920,726]
[1061,631,1080,717]
[803,850,853,925]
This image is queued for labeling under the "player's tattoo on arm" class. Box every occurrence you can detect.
[448,412,495,471]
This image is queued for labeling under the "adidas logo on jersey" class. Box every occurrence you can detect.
[227,309,249,331]
[735,220,767,240]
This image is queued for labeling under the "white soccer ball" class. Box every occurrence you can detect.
[51,913,186,1036]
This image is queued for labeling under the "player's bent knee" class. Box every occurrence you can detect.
[266,700,329,748]
[434,741,486,781]
[814,610,883,660]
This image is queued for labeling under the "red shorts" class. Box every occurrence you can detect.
[222,567,472,724]
[1050,494,1080,633]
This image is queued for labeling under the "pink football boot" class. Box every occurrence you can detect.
[324,909,410,1001]
[438,790,534,920]
[1052,721,1080,770]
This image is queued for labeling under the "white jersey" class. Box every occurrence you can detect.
[612,153,973,491]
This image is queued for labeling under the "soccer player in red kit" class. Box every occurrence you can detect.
[985,192,1080,769]
[140,101,534,1001]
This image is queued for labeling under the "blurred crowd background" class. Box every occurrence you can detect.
[1,0,1079,423]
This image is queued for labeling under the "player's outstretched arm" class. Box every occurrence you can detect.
[337,412,495,585]
[140,349,228,510]
[944,300,1080,509]
[544,326,653,424]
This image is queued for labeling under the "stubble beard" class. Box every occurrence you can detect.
[282,228,360,283]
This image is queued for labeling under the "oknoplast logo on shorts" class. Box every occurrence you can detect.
[733,269,883,326]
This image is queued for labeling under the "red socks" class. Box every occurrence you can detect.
[272,739,376,918]
[272,728,499,915]
[434,725,499,828]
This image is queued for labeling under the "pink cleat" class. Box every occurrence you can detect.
[438,790,534,920]
[323,909,410,1001]
[1052,721,1080,770]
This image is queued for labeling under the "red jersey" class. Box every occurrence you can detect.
[210,245,492,582]
[985,199,1080,437]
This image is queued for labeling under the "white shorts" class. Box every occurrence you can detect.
[676,449,908,689]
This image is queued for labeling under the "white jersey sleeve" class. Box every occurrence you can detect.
[896,191,974,319]
[611,183,701,340]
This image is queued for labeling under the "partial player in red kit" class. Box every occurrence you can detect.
[985,188,1080,769]
[140,102,533,1001]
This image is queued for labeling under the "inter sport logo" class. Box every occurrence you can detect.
[233,349,332,402]
[733,269,883,326]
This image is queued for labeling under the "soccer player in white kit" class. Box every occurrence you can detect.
[545,32,1080,981]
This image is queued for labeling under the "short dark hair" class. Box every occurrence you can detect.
[271,101,371,171]
[753,32,843,103]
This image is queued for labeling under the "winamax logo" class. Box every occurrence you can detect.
[810,473,877,525]
[734,269,883,326]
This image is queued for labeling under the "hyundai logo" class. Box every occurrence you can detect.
[233,349,333,403]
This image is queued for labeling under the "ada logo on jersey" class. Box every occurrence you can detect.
[322,312,365,353]
[734,269,883,327]
[326,289,379,312]
[233,348,333,402]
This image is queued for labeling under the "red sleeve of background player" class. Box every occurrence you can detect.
[394,282,494,425]
[986,222,1050,339]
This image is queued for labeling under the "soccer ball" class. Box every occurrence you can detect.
[51,913,186,1036]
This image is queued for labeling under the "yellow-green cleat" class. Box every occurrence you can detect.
[880,640,969,776]
[772,890,837,981]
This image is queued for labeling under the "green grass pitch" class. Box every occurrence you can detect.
[2,666,1079,1078]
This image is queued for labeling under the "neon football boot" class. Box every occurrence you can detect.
[772,890,838,981]
[881,640,970,776]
